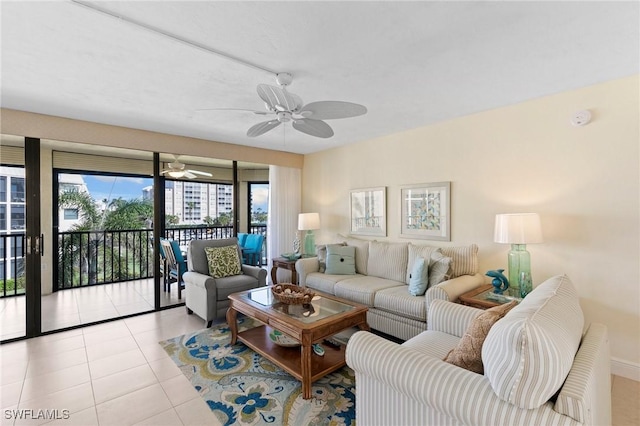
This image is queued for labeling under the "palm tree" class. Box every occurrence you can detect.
[166,215,179,226]
[58,190,102,285]
[103,198,153,230]
[215,211,233,226]
[58,191,155,287]
[252,207,267,225]
[59,190,101,230]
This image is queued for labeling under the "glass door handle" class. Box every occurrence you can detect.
[35,234,44,256]
[26,235,44,256]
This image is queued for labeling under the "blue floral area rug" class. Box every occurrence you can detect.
[159,318,356,426]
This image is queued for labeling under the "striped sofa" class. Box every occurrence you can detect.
[296,238,484,340]
[346,275,611,426]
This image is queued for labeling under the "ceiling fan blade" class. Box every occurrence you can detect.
[291,94,304,111]
[160,170,171,175]
[183,171,197,179]
[247,119,281,137]
[292,118,334,138]
[299,101,367,120]
[257,84,297,111]
[196,108,268,115]
[186,169,213,177]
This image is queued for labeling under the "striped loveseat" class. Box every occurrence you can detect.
[346,275,611,425]
[296,237,484,340]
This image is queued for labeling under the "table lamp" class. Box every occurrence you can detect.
[298,213,320,257]
[494,213,543,297]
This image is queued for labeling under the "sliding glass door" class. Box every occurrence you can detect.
[0,135,28,341]
[45,169,157,332]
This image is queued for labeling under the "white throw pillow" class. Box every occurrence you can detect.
[482,275,584,409]
[441,244,478,277]
[428,251,451,288]
[406,243,439,284]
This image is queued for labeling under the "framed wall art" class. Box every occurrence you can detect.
[400,182,451,241]
[350,187,387,236]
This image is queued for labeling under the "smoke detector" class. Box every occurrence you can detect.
[570,110,592,127]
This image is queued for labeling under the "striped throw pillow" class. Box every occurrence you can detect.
[428,251,451,288]
[367,241,408,283]
[482,275,584,409]
[444,301,518,374]
[406,243,440,284]
[441,244,478,277]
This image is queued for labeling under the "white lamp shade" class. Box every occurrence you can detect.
[298,213,320,231]
[494,213,543,244]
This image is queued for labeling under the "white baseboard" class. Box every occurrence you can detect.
[611,357,640,381]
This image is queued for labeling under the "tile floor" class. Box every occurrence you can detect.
[1,305,638,426]
[1,306,219,426]
[0,279,183,341]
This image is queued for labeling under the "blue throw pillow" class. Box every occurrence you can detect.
[408,257,429,296]
[325,245,356,275]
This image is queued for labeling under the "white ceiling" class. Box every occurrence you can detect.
[2,1,638,155]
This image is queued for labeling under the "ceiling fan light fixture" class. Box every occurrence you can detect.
[167,170,185,178]
[277,111,292,122]
[275,72,293,87]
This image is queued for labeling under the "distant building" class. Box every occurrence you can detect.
[0,166,25,232]
[0,166,26,281]
[58,174,90,232]
[164,181,233,224]
[142,185,153,200]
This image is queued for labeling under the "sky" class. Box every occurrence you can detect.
[83,175,151,202]
[251,184,269,212]
[81,175,269,212]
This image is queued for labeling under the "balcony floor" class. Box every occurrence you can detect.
[0,278,185,341]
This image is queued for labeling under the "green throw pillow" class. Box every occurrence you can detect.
[325,245,356,275]
[205,246,241,278]
[408,257,429,296]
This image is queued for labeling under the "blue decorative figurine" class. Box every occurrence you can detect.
[486,269,509,294]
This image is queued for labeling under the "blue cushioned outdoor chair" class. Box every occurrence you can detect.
[237,232,249,248]
[160,239,188,299]
[242,234,264,266]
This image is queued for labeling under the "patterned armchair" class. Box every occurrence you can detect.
[183,237,267,327]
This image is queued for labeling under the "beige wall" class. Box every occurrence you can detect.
[302,75,640,379]
[1,109,303,169]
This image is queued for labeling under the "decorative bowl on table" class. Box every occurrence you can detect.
[268,329,300,347]
[280,252,302,261]
[271,284,315,305]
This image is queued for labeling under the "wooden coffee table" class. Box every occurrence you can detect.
[227,286,369,399]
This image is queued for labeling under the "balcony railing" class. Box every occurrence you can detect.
[0,233,25,297]
[57,229,156,289]
[0,225,268,297]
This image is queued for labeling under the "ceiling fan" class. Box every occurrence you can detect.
[202,73,367,139]
[161,156,213,179]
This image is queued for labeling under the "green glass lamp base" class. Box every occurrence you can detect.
[303,231,316,257]
[507,244,533,298]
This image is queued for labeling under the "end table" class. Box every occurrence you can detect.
[459,284,522,310]
[271,257,299,285]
